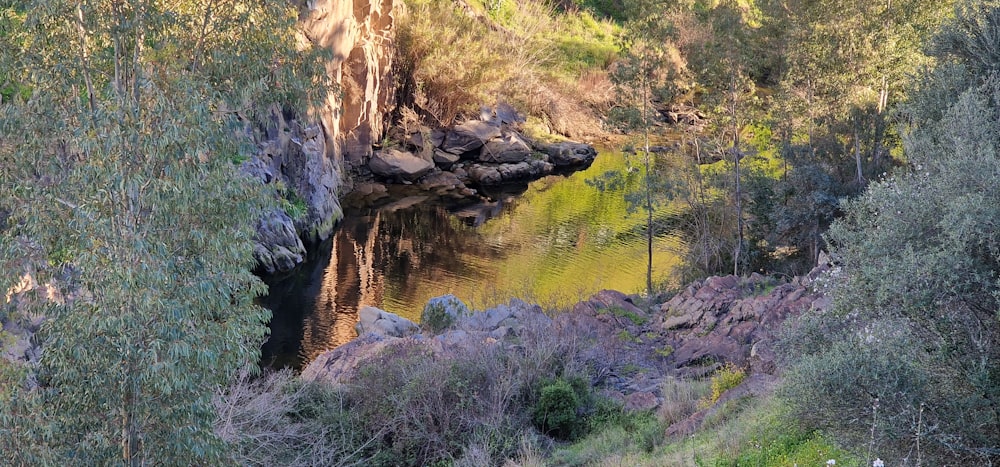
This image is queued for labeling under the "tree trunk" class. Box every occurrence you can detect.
[642,81,653,296]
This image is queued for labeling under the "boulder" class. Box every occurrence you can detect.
[253,209,306,274]
[539,141,598,167]
[467,161,553,185]
[369,148,435,181]
[418,170,476,197]
[432,148,461,168]
[441,120,501,155]
[355,306,419,338]
[479,132,532,163]
[467,165,502,185]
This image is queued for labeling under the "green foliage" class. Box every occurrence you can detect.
[533,377,585,439]
[780,6,1000,462]
[420,302,455,333]
[280,186,309,222]
[0,0,326,463]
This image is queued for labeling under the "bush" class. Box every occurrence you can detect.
[701,363,746,408]
[420,294,469,333]
[533,378,584,439]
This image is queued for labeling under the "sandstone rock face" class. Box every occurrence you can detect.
[298,0,401,166]
[246,108,342,273]
[369,148,435,181]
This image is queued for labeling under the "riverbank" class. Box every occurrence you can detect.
[224,262,853,465]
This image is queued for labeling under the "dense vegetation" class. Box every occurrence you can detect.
[0,0,326,463]
[3,0,1000,464]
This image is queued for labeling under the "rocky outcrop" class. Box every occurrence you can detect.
[298,0,401,166]
[539,141,599,167]
[302,264,832,420]
[656,267,830,376]
[355,305,419,337]
[246,108,342,274]
[363,109,597,201]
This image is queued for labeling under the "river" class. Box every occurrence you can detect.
[260,149,685,369]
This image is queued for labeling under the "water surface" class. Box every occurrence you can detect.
[260,150,684,369]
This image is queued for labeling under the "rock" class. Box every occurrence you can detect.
[433,148,461,168]
[624,391,659,412]
[429,128,446,148]
[356,306,419,338]
[298,0,401,164]
[467,165,502,185]
[497,160,553,180]
[479,132,532,163]
[655,268,828,371]
[495,101,524,124]
[249,109,342,257]
[369,148,435,181]
[441,120,501,155]
[466,160,553,185]
[538,141,598,167]
[253,209,306,274]
[421,294,471,332]
[418,170,474,196]
[301,333,402,386]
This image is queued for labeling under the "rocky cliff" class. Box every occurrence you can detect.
[299,0,400,167]
[251,0,402,273]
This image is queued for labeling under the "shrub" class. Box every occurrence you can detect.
[533,378,584,439]
[420,294,469,333]
[702,363,746,408]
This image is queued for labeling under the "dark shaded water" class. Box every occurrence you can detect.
[260,151,683,369]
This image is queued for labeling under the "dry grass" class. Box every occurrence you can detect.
[658,376,710,427]
[214,369,376,467]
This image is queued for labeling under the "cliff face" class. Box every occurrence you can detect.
[299,0,401,167]
[252,0,401,274]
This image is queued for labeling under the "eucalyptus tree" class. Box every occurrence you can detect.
[0,0,326,464]
[767,0,952,184]
[681,0,761,276]
[604,0,680,296]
